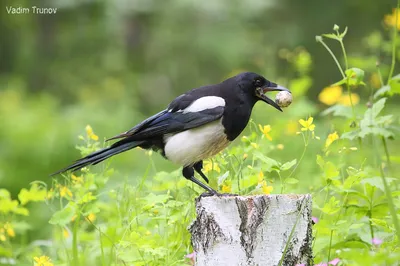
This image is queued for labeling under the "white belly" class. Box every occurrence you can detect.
[164,120,231,166]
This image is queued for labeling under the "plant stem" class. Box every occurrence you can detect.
[339,40,348,71]
[387,0,399,84]
[328,230,333,261]
[381,136,392,170]
[319,40,345,78]
[72,212,81,266]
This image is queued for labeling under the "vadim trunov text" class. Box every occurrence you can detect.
[6,6,57,15]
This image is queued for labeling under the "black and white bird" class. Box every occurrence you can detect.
[52,72,289,195]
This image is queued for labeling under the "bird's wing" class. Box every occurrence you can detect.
[107,94,226,141]
[106,110,168,141]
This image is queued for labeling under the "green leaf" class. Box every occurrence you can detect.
[253,151,280,172]
[341,130,360,140]
[321,104,353,118]
[374,85,390,99]
[339,26,348,38]
[18,184,47,205]
[316,155,325,169]
[49,203,76,226]
[284,178,299,184]
[345,68,365,87]
[320,196,340,215]
[370,218,389,229]
[361,176,396,191]
[324,161,340,180]
[280,159,297,171]
[322,33,339,40]
[217,171,230,186]
[364,98,386,119]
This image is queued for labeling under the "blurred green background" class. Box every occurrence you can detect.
[0,0,398,195]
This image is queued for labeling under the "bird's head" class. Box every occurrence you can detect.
[236,72,290,112]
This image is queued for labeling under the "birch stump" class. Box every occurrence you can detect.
[189,195,312,266]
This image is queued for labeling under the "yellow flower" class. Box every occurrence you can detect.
[318,85,343,105]
[258,172,273,194]
[325,132,339,148]
[299,117,315,132]
[59,186,72,198]
[338,93,360,106]
[63,228,70,238]
[258,171,264,183]
[34,255,54,266]
[258,124,272,141]
[384,8,400,29]
[261,181,273,195]
[203,160,221,173]
[277,144,284,150]
[243,153,248,160]
[87,213,96,222]
[0,228,6,241]
[71,174,83,184]
[370,73,382,88]
[250,142,259,149]
[145,230,152,236]
[4,223,15,237]
[222,184,232,193]
[85,125,99,141]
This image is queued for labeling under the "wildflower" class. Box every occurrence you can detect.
[87,213,96,222]
[59,186,72,198]
[372,237,383,246]
[258,124,272,141]
[250,142,259,149]
[222,184,232,193]
[243,153,248,160]
[34,255,54,266]
[85,125,99,141]
[0,228,6,241]
[4,223,15,237]
[277,144,284,150]
[325,132,339,148]
[329,258,340,265]
[338,93,360,106]
[261,182,273,194]
[318,85,343,105]
[146,150,153,156]
[71,174,83,184]
[185,252,196,266]
[370,72,381,88]
[145,230,151,236]
[258,172,273,194]
[63,228,70,238]
[46,188,54,200]
[203,160,221,173]
[299,117,315,132]
[349,147,358,151]
[384,8,400,30]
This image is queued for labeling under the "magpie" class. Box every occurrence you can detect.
[52,72,289,195]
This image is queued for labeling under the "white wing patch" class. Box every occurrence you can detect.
[183,96,225,113]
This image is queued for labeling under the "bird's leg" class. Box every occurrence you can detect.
[193,161,209,183]
[182,166,217,195]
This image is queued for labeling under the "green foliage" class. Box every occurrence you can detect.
[1,4,400,266]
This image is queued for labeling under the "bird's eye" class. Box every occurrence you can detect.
[254,79,262,87]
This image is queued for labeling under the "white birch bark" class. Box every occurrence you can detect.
[189,194,313,266]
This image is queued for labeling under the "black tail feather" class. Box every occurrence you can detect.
[50,139,144,176]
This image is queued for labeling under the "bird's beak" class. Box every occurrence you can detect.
[256,82,290,112]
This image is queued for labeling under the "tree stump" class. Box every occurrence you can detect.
[188,194,313,266]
